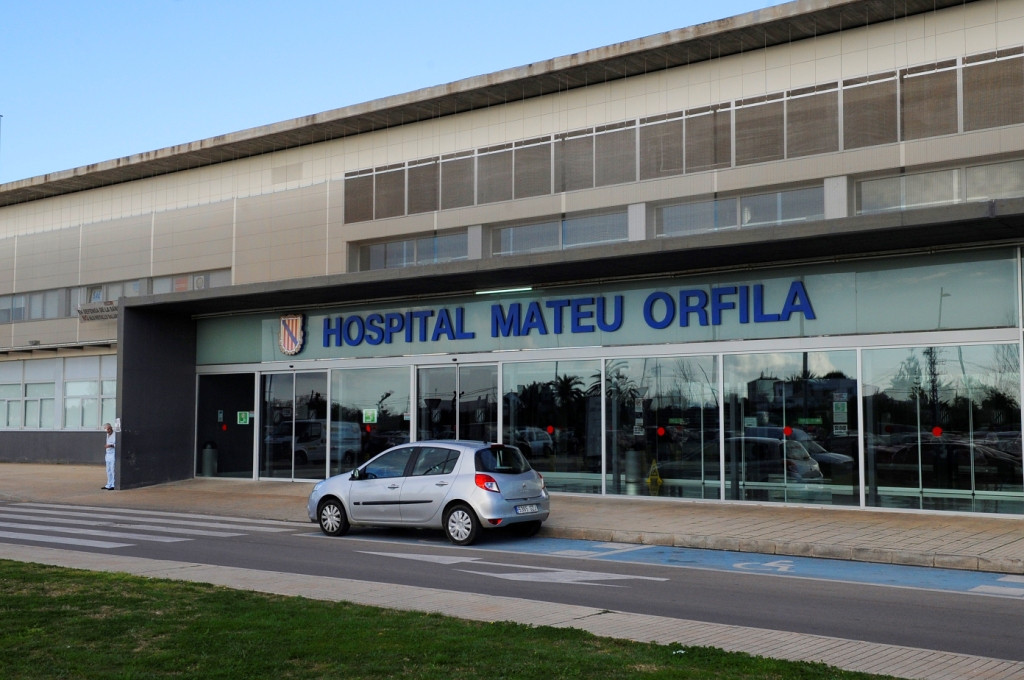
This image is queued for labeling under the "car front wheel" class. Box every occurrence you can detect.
[318,498,350,537]
[443,504,479,545]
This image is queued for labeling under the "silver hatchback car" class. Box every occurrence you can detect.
[307,440,550,545]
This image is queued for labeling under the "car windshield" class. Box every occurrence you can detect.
[475,445,531,474]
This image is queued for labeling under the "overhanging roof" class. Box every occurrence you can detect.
[0,0,975,208]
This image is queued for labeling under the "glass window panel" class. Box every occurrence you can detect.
[658,199,738,236]
[440,157,475,209]
[740,193,778,227]
[407,161,439,214]
[28,293,44,320]
[107,282,123,300]
[102,380,117,396]
[478,150,513,204]
[901,69,958,141]
[844,80,898,149]
[964,58,1024,131]
[493,221,560,256]
[606,356,721,499]
[594,128,636,187]
[374,168,405,219]
[39,399,55,428]
[514,143,551,199]
[43,290,62,318]
[503,359,602,493]
[904,169,959,210]
[735,100,784,166]
[65,356,100,380]
[331,366,411,474]
[639,119,684,180]
[64,398,83,428]
[966,159,1024,201]
[863,344,1022,513]
[361,243,387,271]
[0,384,19,399]
[857,176,902,214]
[152,277,172,294]
[416,233,467,265]
[724,350,859,505]
[65,381,99,397]
[685,109,731,172]
[0,295,10,324]
[787,91,839,157]
[207,270,231,288]
[554,135,594,192]
[779,187,824,223]
[11,295,25,321]
[26,383,53,398]
[24,358,57,381]
[344,174,374,223]
[101,399,116,428]
[562,212,628,249]
[24,400,40,427]
[7,401,21,427]
[384,241,414,269]
[82,398,100,428]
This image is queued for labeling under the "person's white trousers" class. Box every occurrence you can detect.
[104,451,115,488]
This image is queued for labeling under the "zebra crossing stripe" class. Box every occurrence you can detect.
[0,530,131,549]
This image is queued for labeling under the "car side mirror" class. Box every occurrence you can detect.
[350,468,364,481]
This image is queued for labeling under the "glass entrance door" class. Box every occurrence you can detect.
[259,371,328,479]
[417,365,497,442]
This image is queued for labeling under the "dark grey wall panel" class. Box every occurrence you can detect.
[0,431,105,464]
[118,306,197,489]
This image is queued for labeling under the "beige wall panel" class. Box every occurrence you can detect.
[0,238,15,295]
[152,200,234,276]
[0,325,12,349]
[15,228,81,291]
[326,179,348,275]
[11,318,81,347]
[76,318,118,343]
[80,215,151,284]
[233,183,328,285]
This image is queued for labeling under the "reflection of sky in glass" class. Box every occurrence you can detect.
[614,356,719,404]
[863,345,1020,401]
[724,351,856,387]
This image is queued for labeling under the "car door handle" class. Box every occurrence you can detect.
[435,481,449,487]
[388,484,400,490]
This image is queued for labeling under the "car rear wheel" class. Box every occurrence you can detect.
[443,504,479,545]
[318,498,350,537]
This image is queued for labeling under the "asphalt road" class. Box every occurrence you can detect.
[3,500,1022,663]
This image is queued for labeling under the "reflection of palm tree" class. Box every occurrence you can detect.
[552,374,584,408]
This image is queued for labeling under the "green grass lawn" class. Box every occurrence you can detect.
[0,559,897,679]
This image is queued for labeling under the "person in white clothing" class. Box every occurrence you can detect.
[103,423,116,490]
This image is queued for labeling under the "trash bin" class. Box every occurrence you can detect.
[201,442,218,477]
[625,449,643,495]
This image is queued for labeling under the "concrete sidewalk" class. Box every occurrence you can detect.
[3,463,1024,679]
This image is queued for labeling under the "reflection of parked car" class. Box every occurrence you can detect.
[745,427,854,482]
[509,427,554,458]
[308,440,550,545]
[873,440,1022,490]
[266,419,326,465]
[654,437,823,483]
[331,421,362,467]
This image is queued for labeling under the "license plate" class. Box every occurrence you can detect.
[515,504,538,515]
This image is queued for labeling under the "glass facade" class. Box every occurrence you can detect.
[189,243,1024,516]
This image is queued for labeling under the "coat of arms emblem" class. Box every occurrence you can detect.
[279,314,306,355]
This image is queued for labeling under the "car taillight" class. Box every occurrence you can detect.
[538,472,545,489]
[476,473,500,492]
